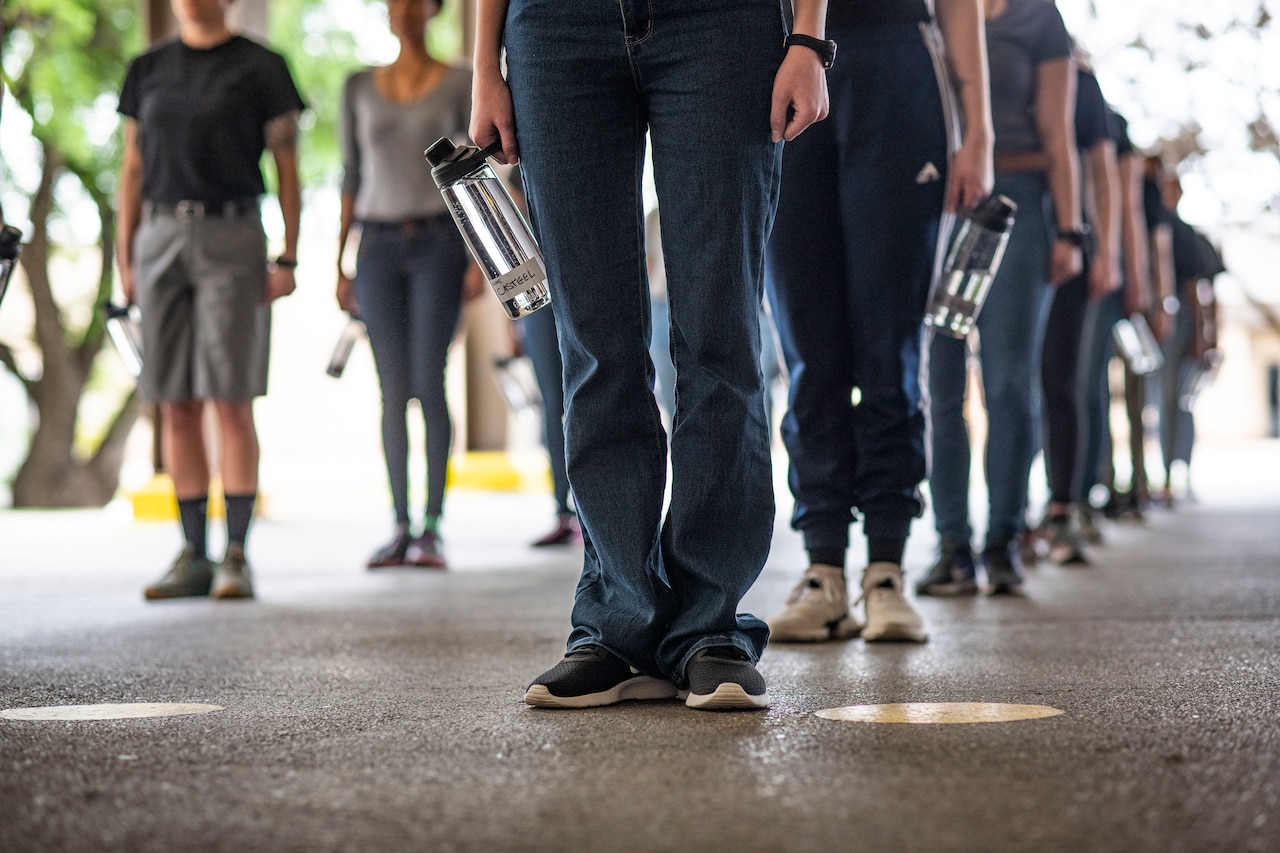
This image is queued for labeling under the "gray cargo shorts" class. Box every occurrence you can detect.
[134,202,271,403]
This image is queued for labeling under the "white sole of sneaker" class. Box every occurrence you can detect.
[523,676,677,709]
[678,684,770,711]
[769,615,862,643]
[862,623,928,643]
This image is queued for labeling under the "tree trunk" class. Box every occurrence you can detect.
[8,142,139,508]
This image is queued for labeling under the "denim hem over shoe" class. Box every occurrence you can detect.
[524,645,678,709]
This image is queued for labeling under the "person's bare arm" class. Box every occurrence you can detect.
[935,0,993,212]
[771,0,830,142]
[1116,150,1151,316]
[470,0,518,164]
[266,111,301,302]
[116,119,143,304]
[1035,58,1082,285]
[1085,138,1121,300]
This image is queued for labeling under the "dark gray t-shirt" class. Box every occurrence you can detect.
[986,0,1071,156]
[340,66,472,222]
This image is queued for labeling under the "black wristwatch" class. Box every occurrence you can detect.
[1056,226,1090,247]
[271,256,298,270]
[784,34,837,69]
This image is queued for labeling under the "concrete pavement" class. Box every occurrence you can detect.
[2,439,1279,852]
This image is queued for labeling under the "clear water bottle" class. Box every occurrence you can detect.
[326,316,366,378]
[1111,313,1164,376]
[924,195,1018,338]
[0,224,22,309]
[425,138,550,320]
[102,301,144,378]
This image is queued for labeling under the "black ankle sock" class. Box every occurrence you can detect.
[807,548,845,569]
[177,497,208,559]
[224,493,257,548]
[867,536,906,566]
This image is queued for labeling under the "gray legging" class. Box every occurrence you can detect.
[354,215,468,525]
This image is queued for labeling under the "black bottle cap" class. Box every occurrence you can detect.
[970,194,1017,231]
[424,137,503,188]
[0,225,21,260]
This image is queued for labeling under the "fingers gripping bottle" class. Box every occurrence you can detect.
[924,195,1018,338]
[425,138,550,319]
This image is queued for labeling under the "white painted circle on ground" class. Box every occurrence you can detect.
[815,702,1064,724]
[0,703,225,721]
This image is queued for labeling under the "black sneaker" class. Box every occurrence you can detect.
[983,541,1026,596]
[916,542,978,597]
[144,546,213,600]
[524,645,677,709]
[679,647,769,711]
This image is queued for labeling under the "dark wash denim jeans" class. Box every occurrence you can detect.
[354,215,468,524]
[927,170,1055,549]
[504,0,784,684]
[764,22,948,556]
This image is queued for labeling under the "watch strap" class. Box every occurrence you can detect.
[784,34,836,69]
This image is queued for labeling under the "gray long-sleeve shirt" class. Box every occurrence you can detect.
[340,66,472,222]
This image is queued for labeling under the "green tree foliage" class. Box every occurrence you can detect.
[0,0,465,507]
[1,0,144,507]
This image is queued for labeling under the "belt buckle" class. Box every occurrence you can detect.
[174,200,204,222]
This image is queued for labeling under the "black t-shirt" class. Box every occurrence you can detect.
[1107,108,1133,158]
[1145,181,1220,284]
[1074,70,1109,152]
[119,35,305,203]
[827,0,930,29]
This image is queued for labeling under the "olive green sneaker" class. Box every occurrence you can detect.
[210,544,255,600]
[143,546,214,600]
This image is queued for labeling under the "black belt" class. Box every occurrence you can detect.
[145,198,259,221]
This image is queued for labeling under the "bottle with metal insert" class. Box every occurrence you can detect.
[425,138,550,320]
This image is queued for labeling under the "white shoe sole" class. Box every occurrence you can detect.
[862,621,928,643]
[678,684,770,711]
[524,676,677,709]
[768,614,862,643]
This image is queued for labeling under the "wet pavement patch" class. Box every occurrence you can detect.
[0,703,225,721]
[814,702,1064,724]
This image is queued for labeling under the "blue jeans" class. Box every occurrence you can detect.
[505,0,782,684]
[765,22,947,554]
[518,304,571,516]
[1077,285,1124,502]
[927,170,1054,548]
[354,215,468,525]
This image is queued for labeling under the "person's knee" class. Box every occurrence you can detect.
[212,401,255,438]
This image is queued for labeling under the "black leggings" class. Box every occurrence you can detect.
[1040,269,1089,506]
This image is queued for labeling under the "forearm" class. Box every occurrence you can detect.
[1117,152,1151,306]
[1089,141,1120,261]
[936,0,992,149]
[473,0,510,78]
[337,193,355,276]
[115,122,143,282]
[789,0,828,37]
[276,149,301,260]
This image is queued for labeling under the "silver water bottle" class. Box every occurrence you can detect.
[326,315,366,379]
[102,301,144,378]
[0,225,21,309]
[425,138,550,319]
[924,195,1018,338]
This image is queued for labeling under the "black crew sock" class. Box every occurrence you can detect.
[867,536,906,566]
[807,548,846,570]
[177,497,209,559]
[224,492,257,549]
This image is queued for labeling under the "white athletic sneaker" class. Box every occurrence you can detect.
[859,562,927,643]
[765,564,862,642]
